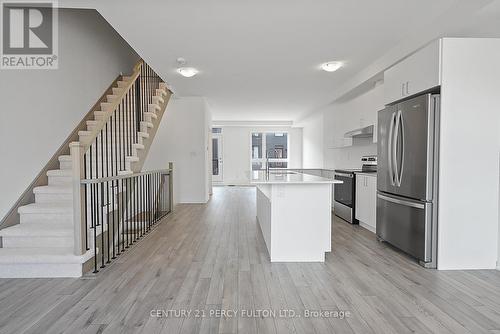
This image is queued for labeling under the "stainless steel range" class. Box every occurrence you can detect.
[334,156,377,224]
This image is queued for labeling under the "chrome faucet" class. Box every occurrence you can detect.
[265,148,279,179]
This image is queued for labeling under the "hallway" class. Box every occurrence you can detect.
[1,186,500,333]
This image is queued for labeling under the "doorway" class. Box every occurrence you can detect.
[212,129,223,182]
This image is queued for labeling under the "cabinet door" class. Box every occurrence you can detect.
[355,176,366,222]
[384,40,441,105]
[365,176,377,230]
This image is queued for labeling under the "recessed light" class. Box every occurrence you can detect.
[321,61,343,72]
[177,67,199,78]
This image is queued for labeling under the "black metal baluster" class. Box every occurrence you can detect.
[100,129,105,268]
[105,123,110,263]
[127,91,134,157]
[119,102,123,172]
[117,178,121,256]
[155,172,158,223]
[100,184,105,268]
[111,177,116,260]
[160,173,163,218]
[124,176,127,251]
[93,183,98,273]
[134,176,138,241]
[124,92,129,162]
[140,176,143,235]
[135,80,140,142]
[142,64,145,117]
[153,172,156,223]
[110,115,116,259]
[94,138,99,270]
[149,174,154,230]
[131,176,135,243]
[121,177,125,252]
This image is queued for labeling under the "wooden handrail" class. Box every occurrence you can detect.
[80,59,144,151]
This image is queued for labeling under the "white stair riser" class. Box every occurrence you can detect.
[59,160,72,170]
[3,236,73,248]
[0,263,83,278]
[35,193,72,204]
[100,102,114,111]
[48,175,72,186]
[156,89,167,96]
[20,213,72,224]
[149,105,160,113]
[107,95,119,102]
[152,96,164,104]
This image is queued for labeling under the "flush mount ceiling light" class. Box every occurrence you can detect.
[176,57,199,78]
[321,61,343,72]
[177,67,199,78]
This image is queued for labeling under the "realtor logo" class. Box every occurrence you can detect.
[1,1,58,69]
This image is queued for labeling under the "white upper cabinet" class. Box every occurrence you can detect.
[384,39,442,105]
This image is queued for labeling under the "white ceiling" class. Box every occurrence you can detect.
[65,0,500,122]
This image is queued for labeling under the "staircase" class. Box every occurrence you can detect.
[0,60,171,278]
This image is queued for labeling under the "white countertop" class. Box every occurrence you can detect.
[249,170,342,185]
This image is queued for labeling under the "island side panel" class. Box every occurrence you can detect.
[270,183,332,262]
[256,185,272,257]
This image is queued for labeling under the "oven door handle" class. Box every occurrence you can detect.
[335,173,354,178]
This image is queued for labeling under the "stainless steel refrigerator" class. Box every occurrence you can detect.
[377,93,440,268]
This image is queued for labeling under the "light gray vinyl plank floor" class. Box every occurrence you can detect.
[0,186,500,334]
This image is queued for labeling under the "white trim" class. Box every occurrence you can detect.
[359,221,376,234]
[212,133,223,182]
[213,120,294,127]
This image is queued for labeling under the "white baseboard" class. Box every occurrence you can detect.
[359,221,376,234]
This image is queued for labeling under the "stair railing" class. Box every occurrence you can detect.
[71,59,171,257]
[80,165,173,273]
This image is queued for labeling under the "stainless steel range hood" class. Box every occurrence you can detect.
[344,125,374,138]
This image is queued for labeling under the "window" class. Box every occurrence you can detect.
[251,132,289,170]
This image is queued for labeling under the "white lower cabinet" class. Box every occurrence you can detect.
[355,174,377,232]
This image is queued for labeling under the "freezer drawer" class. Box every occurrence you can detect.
[376,192,433,262]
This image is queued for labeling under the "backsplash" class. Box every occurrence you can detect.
[325,137,377,169]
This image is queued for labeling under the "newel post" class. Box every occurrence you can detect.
[70,142,86,256]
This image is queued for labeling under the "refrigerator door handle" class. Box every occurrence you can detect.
[388,112,396,186]
[395,110,405,187]
[392,110,401,186]
[377,193,425,209]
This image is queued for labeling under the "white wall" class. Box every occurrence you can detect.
[217,126,302,185]
[437,38,500,270]
[143,97,212,204]
[0,9,138,220]
[301,113,324,168]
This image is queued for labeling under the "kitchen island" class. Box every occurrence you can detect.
[249,170,342,262]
